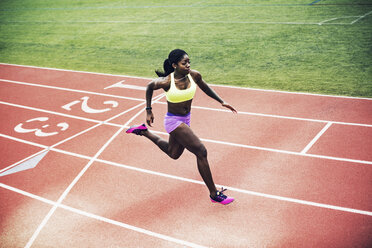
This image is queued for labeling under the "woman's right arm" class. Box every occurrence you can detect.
[145,77,169,126]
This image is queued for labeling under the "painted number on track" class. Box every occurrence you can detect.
[14,117,69,137]
[62,96,118,114]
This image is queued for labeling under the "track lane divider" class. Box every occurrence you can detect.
[2,78,372,127]
[2,133,370,217]
[0,79,144,102]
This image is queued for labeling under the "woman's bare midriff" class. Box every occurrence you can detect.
[167,99,193,115]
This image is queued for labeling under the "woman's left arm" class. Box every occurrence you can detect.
[192,71,237,113]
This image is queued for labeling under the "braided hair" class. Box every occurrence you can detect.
[155,49,188,77]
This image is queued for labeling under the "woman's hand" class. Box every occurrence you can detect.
[222,102,237,113]
[146,110,154,127]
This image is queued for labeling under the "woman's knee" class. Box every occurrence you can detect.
[169,151,182,160]
[195,143,207,158]
[168,146,184,160]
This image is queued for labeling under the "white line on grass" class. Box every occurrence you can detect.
[0,183,207,248]
[2,63,371,100]
[24,94,165,248]
[318,16,359,25]
[3,20,353,26]
[301,122,333,154]
[351,10,372,24]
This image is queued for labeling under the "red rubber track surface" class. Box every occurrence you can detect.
[0,63,371,248]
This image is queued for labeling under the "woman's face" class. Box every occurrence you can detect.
[174,54,190,74]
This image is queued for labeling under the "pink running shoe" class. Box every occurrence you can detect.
[210,188,234,205]
[126,124,147,136]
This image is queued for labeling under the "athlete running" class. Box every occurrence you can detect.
[126,49,237,205]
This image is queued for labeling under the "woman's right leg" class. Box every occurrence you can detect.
[142,130,185,160]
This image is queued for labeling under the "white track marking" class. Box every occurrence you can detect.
[0,149,48,174]
[0,100,128,175]
[1,63,371,100]
[0,79,144,102]
[2,80,372,127]
[0,183,207,248]
[0,122,103,174]
[209,83,372,100]
[0,96,149,175]
[351,10,372,24]
[104,80,147,91]
[225,185,372,216]
[0,100,103,124]
[301,122,333,154]
[2,120,372,165]
[2,133,372,217]
[2,150,372,218]
[0,63,369,245]
[0,133,48,149]
[197,135,372,165]
[24,94,165,248]
[158,102,372,127]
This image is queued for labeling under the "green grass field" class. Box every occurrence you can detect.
[1,0,371,97]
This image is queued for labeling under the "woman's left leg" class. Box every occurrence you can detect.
[170,123,218,197]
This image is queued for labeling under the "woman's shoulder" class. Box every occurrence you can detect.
[150,74,171,90]
[189,69,202,82]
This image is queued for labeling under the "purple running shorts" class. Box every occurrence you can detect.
[164,112,191,134]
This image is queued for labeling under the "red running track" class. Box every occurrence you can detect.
[0,63,371,247]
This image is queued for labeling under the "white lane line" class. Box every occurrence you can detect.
[226,185,372,216]
[0,133,47,149]
[2,146,372,219]
[2,62,371,100]
[209,83,372,100]
[2,121,372,166]
[24,94,165,248]
[0,79,144,102]
[1,133,371,216]
[351,10,372,24]
[2,81,372,128]
[0,183,207,248]
[196,135,372,165]
[0,100,134,130]
[301,122,333,154]
[159,102,372,127]
[0,100,103,124]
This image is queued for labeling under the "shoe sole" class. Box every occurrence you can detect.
[126,125,147,134]
[210,198,234,205]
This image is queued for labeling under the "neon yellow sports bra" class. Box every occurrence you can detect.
[165,73,197,103]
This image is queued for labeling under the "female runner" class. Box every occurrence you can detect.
[126,49,237,205]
